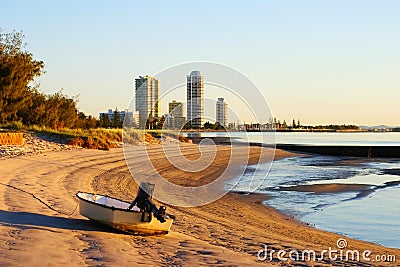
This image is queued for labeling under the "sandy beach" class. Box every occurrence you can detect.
[0,144,399,266]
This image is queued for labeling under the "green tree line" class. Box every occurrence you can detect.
[0,29,104,129]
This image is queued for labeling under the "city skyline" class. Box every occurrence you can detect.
[133,68,398,128]
[134,70,233,129]
[1,1,399,126]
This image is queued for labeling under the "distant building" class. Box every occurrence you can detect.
[99,109,134,127]
[168,100,184,117]
[187,70,204,128]
[173,116,186,129]
[227,122,237,131]
[135,75,160,128]
[167,100,186,129]
[165,114,186,130]
[164,114,172,128]
[216,97,228,127]
[133,111,140,127]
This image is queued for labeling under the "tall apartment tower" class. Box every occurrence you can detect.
[168,100,184,117]
[216,97,228,127]
[187,70,204,128]
[135,75,160,128]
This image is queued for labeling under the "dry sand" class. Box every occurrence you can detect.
[0,144,399,266]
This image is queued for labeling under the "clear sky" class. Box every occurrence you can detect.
[1,0,399,126]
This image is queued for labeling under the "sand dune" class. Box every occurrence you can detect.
[0,144,399,266]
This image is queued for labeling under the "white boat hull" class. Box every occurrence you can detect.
[76,192,173,235]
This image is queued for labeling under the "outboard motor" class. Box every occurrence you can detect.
[128,182,169,223]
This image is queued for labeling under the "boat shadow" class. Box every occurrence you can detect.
[0,209,123,234]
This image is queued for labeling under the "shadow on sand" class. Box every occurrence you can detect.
[0,209,122,234]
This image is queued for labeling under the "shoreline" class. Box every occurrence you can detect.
[0,145,399,266]
[251,152,400,250]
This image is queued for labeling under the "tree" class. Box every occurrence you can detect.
[112,107,122,128]
[84,115,97,129]
[183,122,192,130]
[156,115,165,129]
[214,122,224,130]
[282,119,287,129]
[42,90,78,129]
[18,88,46,126]
[74,111,86,128]
[0,29,44,123]
[203,121,214,129]
[99,113,111,128]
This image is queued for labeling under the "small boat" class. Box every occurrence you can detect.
[76,183,174,235]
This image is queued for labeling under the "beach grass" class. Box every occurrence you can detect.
[1,122,188,150]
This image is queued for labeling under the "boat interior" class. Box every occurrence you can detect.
[77,192,140,211]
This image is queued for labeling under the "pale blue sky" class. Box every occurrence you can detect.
[1,0,399,125]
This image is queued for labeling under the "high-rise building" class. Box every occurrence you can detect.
[167,100,186,129]
[216,97,228,127]
[168,100,184,117]
[187,70,204,128]
[135,75,160,128]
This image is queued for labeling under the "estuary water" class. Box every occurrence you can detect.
[186,131,400,146]
[189,132,400,248]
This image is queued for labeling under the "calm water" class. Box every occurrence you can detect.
[208,132,400,248]
[186,131,400,146]
[303,186,400,249]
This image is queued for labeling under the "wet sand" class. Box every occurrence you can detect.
[0,144,399,266]
[281,183,373,194]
